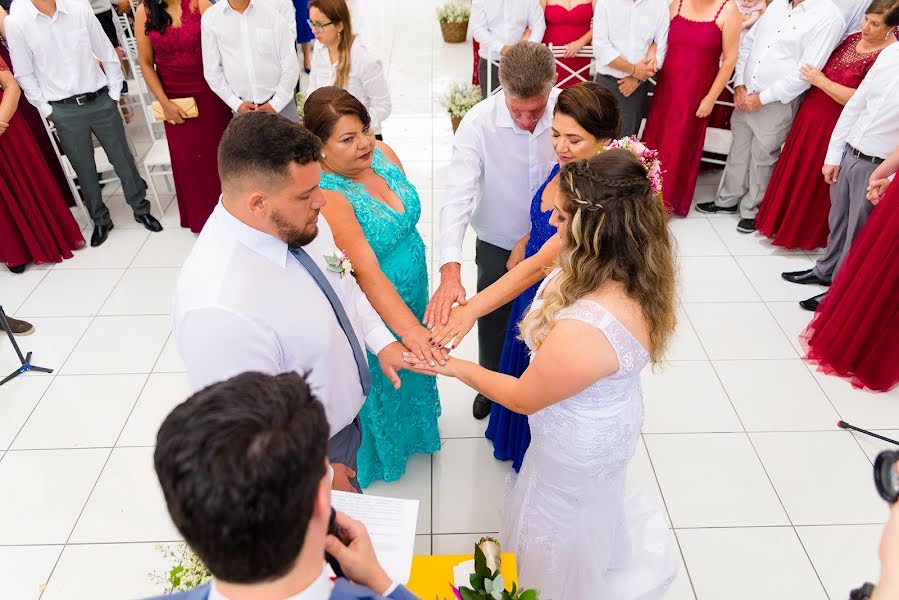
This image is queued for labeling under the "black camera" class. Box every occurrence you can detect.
[874,450,899,504]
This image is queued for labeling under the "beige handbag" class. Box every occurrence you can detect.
[151,97,199,122]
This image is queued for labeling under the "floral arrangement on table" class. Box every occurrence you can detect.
[600,136,664,200]
[441,82,482,131]
[150,543,211,595]
[437,1,470,24]
[448,537,539,600]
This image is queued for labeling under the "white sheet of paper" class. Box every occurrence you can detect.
[453,559,476,588]
[330,491,419,584]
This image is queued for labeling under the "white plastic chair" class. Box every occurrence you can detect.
[41,117,166,223]
[116,12,175,211]
[547,43,595,88]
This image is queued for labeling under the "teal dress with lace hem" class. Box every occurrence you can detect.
[320,148,441,488]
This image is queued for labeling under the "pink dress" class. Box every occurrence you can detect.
[146,0,233,233]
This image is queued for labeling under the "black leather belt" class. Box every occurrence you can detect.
[51,87,108,106]
[850,146,884,164]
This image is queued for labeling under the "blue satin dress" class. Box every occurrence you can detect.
[485,164,559,471]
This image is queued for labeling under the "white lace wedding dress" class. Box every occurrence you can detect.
[501,270,677,600]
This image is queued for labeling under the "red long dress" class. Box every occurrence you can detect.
[642,0,729,216]
[473,40,480,86]
[543,2,592,88]
[146,0,232,233]
[756,33,884,250]
[801,179,899,392]
[0,57,85,269]
[0,43,75,207]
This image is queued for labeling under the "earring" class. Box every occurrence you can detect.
[321,152,327,159]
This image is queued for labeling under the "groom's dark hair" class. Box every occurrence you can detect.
[218,111,323,193]
[154,371,329,583]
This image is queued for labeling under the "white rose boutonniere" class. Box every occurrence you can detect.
[325,250,353,278]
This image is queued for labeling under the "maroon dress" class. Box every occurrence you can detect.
[147,0,232,233]
[756,33,884,250]
[801,179,899,392]
[0,57,85,268]
[472,40,480,86]
[642,0,729,217]
[0,43,75,207]
[543,2,592,88]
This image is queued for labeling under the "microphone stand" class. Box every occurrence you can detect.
[0,305,53,386]
[838,420,899,446]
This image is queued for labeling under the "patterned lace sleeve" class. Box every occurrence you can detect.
[556,300,650,376]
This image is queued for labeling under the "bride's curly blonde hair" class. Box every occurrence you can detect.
[519,149,677,363]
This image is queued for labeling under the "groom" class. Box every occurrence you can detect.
[172,112,407,492]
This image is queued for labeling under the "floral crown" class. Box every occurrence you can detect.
[598,136,664,198]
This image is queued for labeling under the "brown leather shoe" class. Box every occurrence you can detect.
[0,316,35,336]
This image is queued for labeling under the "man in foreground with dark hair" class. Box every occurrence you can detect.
[173,112,409,492]
[147,371,419,600]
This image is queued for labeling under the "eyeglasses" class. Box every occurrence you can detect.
[307,19,334,33]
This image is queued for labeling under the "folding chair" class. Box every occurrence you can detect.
[116,13,175,212]
[547,43,595,88]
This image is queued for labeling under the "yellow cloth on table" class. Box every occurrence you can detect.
[406,553,518,599]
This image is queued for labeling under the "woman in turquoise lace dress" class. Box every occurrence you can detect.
[304,87,441,488]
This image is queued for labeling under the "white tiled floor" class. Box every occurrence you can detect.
[1,1,897,598]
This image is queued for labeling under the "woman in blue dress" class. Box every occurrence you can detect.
[293,0,315,73]
[485,82,621,471]
[304,87,441,488]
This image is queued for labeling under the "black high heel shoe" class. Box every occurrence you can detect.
[7,264,26,274]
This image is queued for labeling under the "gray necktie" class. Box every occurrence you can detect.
[289,246,372,396]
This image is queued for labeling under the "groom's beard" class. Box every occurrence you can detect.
[271,208,319,247]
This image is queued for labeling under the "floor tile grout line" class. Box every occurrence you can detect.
[742,432,831,597]
[669,295,823,592]
[639,434,699,599]
[731,254,803,358]
[38,368,155,600]
[4,263,128,453]
[36,444,116,600]
[30,232,156,598]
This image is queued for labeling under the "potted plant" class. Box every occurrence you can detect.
[441,82,482,133]
[437,1,471,44]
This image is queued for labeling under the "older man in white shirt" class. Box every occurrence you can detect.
[471,0,546,97]
[5,0,163,247]
[426,42,558,420]
[782,42,899,310]
[201,0,301,121]
[698,0,844,233]
[173,113,408,492]
[592,0,669,137]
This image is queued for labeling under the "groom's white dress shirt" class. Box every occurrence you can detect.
[438,88,560,267]
[172,202,395,437]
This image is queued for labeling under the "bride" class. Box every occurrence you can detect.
[405,149,678,599]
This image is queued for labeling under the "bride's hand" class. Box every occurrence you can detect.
[401,324,448,367]
[429,303,476,350]
[403,352,458,377]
